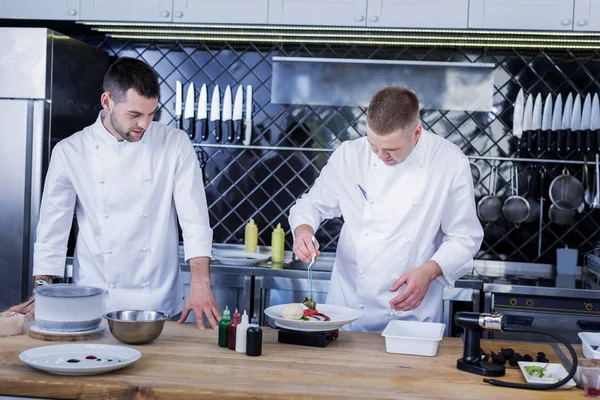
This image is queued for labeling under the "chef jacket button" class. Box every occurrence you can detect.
[142,139,147,144]
[142,247,148,252]
[110,284,115,289]
[359,270,364,274]
[363,232,369,237]
[143,176,150,181]
[404,238,410,243]
[142,282,148,288]
[359,304,365,309]
[103,214,109,219]
[413,201,419,206]
[99,179,105,184]
[142,213,148,218]
[105,249,112,254]
[95,145,99,150]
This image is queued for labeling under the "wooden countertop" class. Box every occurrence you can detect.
[0,321,587,400]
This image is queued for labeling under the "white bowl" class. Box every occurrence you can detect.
[579,332,600,359]
[381,320,445,357]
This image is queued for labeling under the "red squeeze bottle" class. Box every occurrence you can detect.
[228,308,241,350]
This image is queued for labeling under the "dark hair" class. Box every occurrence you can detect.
[366,86,420,135]
[103,57,160,102]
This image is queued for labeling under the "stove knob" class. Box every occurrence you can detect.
[526,299,534,307]
[509,298,517,306]
[586,303,594,311]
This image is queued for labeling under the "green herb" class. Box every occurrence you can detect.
[524,366,546,378]
[301,317,309,321]
[303,296,317,310]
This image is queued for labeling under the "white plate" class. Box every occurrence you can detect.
[212,250,270,266]
[19,344,141,376]
[518,362,576,389]
[264,303,361,332]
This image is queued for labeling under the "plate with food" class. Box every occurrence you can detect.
[518,362,576,389]
[264,298,362,332]
[212,250,270,266]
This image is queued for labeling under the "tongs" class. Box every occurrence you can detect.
[304,236,317,309]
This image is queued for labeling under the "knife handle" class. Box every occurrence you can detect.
[546,129,552,153]
[597,130,600,154]
[586,129,592,153]
[188,118,195,141]
[227,120,235,142]
[200,118,208,142]
[577,130,583,153]
[526,130,533,154]
[235,120,243,143]
[176,116,183,131]
[536,129,543,154]
[566,130,572,153]
[214,122,222,142]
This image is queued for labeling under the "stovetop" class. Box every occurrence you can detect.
[460,273,589,289]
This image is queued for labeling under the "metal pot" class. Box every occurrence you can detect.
[34,284,105,332]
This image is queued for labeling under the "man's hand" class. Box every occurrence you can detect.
[389,261,442,312]
[292,224,320,262]
[8,295,35,317]
[178,257,221,330]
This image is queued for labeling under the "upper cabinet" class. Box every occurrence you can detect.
[468,0,575,30]
[366,0,469,29]
[80,0,173,22]
[172,0,269,24]
[268,0,368,27]
[574,0,600,31]
[0,0,80,20]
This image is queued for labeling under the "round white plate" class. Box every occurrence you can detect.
[19,343,141,376]
[212,250,270,266]
[264,303,362,332]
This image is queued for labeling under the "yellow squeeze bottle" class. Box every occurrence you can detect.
[244,219,258,253]
[271,223,285,264]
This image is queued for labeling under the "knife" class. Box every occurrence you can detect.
[210,85,221,142]
[512,89,524,155]
[175,81,183,130]
[531,93,543,154]
[243,85,253,146]
[560,93,573,155]
[233,86,243,143]
[592,93,600,153]
[222,85,234,142]
[540,93,552,154]
[551,94,562,153]
[197,84,208,142]
[183,82,195,140]
[522,94,533,155]
[569,94,582,153]
[581,93,592,154]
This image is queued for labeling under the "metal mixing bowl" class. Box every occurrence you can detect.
[104,310,169,345]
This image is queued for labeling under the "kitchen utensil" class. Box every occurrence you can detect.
[33,284,105,332]
[502,165,530,225]
[538,168,545,257]
[550,94,562,153]
[523,94,534,154]
[19,344,141,376]
[585,157,592,205]
[381,320,445,357]
[264,304,361,332]
[549,167,585,210]
[560,93,573,154]
[578,165,586,214]
[525,166,540,223]
[549,204,576,225]
[470,162,481,186]
[10,297,35,314]
[183,82,195,140]
[197,83,208,142]
[210,85,221,142]
[104,310,169,345]
[223,85,234,142]
[233,85,243,143]
[243,85,252,146]
[592,94,600,154]
[175,80,183,130]
[541,93,552,154]
[477,163,502,222]
[581,93,592,154]
[307,236,317,302]
[512,88,524,153]
[594,153,600,209]
[568,94,582,153]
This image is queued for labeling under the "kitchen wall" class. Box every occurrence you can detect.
[78,34,600,264]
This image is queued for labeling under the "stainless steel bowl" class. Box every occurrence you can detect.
[104,310,169,345]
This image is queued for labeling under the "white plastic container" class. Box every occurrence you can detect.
[381,320,445,357]
[579,332,600,359]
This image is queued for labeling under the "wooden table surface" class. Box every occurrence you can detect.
[0,321,587,399]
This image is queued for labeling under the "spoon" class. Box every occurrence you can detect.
[578,165,586,213]
[594,154,600,209]
[584,157,592,206]
[307,236,317,303]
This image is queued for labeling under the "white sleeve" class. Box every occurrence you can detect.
[288,146,344,234]
[33,144,76,277]
[172,134,213,262]
[430,155,484,287]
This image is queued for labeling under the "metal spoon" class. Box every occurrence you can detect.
[594,154,600,209]
[584,157,592,206]
[306,236,317,302]
[578,165,586,213]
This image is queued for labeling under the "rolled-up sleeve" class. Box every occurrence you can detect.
[430,156,484,287]
[173,134,213,261]
[33,144,77,277]
[289,146,343,235]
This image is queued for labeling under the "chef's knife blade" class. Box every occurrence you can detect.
[561,93,573,154]
[551,94,562,153]
[581,93,592,154]
[210,85,221,142]
[175,81,183,130]
[197,84,208,142]
[222,85,234,142]
[233,86,243,143]
[569,94,582,153]
[243,85,252,146]
[592,93,600,153]
[183,82,195,140]
[541,93,552,154]
[522,94,534,154]
[513,89,524,154]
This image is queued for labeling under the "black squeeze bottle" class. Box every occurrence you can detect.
[246,314,262,357]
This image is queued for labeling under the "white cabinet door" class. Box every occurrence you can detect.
[574,0,600,30]
[268,0,368,27]
[469,0,575,30]
[366,0,469,28]
[0,0,80,20]
[172,0,268,23]
[80,0,173,22]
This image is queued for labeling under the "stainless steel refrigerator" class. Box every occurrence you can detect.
[0,27,108,310]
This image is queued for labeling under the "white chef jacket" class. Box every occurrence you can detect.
[33,111,213,316]
[289,130,483,333]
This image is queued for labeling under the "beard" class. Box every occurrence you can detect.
[109,112,144,142]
